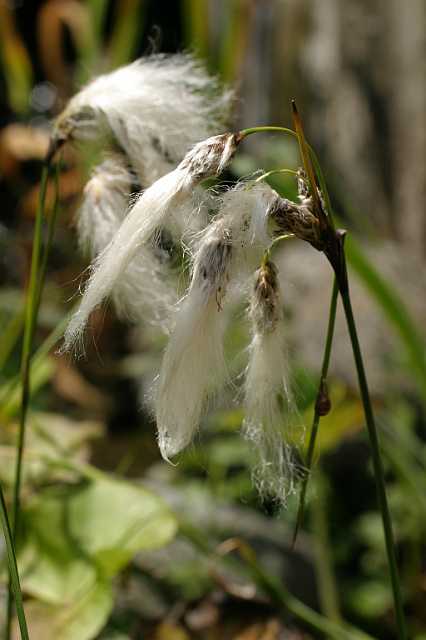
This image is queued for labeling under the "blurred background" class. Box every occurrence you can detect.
[0,1,425,639]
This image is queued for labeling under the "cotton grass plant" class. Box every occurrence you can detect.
[4,53,408,640]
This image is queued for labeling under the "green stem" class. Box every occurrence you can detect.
[293,277,338,546]
[255,168,297,183]
[239,125,296,140]
[10,161,59,536]
[0,311,25,374]
[338,262,407,639]
[6,162,59,638]
[11,165,49,536]
[289,102,407,639]
[0,486,29,640]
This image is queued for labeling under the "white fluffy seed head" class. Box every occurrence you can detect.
[216,181,275,257]
[178,133,239,183]
[52,54,233,184]
[62,134,238,353]
[66,156,178,354]
[154,220,233,460]
[242,260,300,506]
[197,181,277,303]
[77,155,133,256]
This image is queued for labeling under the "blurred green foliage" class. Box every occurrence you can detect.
[0,2,424,639]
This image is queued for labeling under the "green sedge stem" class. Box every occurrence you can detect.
[289,101,407,639]
[6,162,60,639]
[11,161,59,534]
[5,165,48,639]
[292,277,338,547]
[0,311,25,374]
[0,486,29,640]
[339,267,407,640]
[11,164,49,537]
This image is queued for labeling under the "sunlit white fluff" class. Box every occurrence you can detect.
[243,260,298,506]
[155,219,232,460]
[75,155,177,339]
[77,156,133,256]
[154,181,277,460]
[52,54,233,185]
[213,181,276,289]
[63,134,238,352]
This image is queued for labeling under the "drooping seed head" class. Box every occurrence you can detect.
[267,194,322,250]
[47,54,233,178]
[251,259,281,333]
[179,133,239,184]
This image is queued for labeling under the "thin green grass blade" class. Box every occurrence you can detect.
[87,0,109,45]
[11,165,49,534]
[0,485,29,640]
[0,310,72,418]
[5,165,49,640]
[6,162,61,638]
[0,310,24,374]
[183,0,210,61]
[108,0,144,68]
[345,237,426,396]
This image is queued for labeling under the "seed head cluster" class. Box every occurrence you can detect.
[54,55,323,505]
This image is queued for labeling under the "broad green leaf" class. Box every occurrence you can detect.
[71,475,177,575]
[19,473,177,603]
[19,581,113,640]
[19,485,98,604]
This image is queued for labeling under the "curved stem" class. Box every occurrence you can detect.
[292,277,338,547]
[239,125,297,139]
[255,168,297,183]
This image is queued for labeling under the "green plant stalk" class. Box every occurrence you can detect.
[289,104,407,640]
[0,486,29,640]
[338,261,407,639]
[11,165,49,537]
[6,163,57,639]
[0,310,24,374]
[292,277,338,546]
